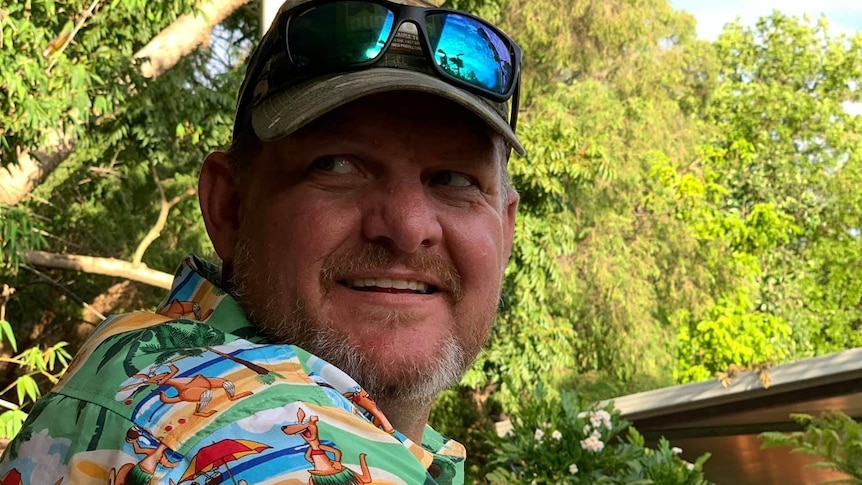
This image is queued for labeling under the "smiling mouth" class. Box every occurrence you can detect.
[342,278,436,295]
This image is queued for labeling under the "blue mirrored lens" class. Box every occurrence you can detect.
[288,2,395,68]
[425,13,514,95]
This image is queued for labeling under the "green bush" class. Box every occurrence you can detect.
[0,319,70,438]
[760,411,862,483]
[486,388,712,484]
[430,387,503,482]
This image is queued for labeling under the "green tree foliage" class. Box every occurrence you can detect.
[457,1,862,401]
[0,319,70,438]
[454,0,729,404]
[0,0,258,422]
[1,0,197,166]
[678,13,862,379]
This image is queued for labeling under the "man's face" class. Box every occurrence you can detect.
[211,92,518,404]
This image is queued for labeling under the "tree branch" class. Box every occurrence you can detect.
[135,0,252,79]
[0,133,74,206]
[132,168,196,265]
[0,285,14,323]
[45,0,103,71]
[20,264,106,321]
[22,251,173,290]
[0,399,18,411]
[0,0,252,206]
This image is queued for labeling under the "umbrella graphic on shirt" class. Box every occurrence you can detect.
[0,469,22,485]
[177,439,270,484]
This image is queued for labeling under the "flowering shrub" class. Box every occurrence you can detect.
[486,389,712,484]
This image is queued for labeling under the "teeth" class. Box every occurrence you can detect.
[346,278,430,293]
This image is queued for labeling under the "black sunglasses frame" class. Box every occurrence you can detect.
[282,0,521,101]
[235,0,522,139]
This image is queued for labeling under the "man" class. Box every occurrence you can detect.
[0,0,523,483]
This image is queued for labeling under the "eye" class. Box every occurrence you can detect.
[309,156,357,174]
[430,171,475,187]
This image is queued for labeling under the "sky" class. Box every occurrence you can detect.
[670,0,862,40]
[670,0,862,116]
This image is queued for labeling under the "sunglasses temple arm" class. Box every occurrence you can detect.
[508,74,520,159]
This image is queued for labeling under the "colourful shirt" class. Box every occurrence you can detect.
[0,255,465,485]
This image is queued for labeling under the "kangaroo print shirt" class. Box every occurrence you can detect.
[0,255,466,485]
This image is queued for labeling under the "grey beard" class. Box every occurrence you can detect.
[227,238,471,405]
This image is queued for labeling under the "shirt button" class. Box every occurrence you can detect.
[428,462,442,478]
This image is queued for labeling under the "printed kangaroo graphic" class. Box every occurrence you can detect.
[124,361,252,417]
[108,426,178,485]
[158,300,214,321]
[343,386,394,434]
[282,408,373,485]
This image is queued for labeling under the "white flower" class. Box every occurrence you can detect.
[577,411,589,419]
[597,410,613,429]
[530,481,537,485]
[543,421,552,428]
[686,462,695,471]
[671,446,683,455]
[580,434,605,453]
[569,464,579,475]
[534,428,545,441]
[551,430,562,441]
[591,429,602,440]
[583,424,592,435]
[587,410,613,430]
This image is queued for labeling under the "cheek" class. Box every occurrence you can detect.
[246,197,357,279]
[446,215,506,297]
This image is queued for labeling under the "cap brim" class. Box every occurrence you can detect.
[252,68,526,156]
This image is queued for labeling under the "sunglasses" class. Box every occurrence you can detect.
[239,0,522,132]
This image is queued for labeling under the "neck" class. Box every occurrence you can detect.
[378,398,432,443]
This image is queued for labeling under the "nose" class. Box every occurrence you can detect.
[360,180,442,253]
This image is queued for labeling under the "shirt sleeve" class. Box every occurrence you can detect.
[0,391,144,485]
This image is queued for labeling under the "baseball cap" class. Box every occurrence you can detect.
[233,0,526,156]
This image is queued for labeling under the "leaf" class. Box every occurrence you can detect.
[0,410,28,439]
[0,320,17,352]
[15,375,39,405]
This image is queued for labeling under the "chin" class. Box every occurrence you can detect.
[315,328,470,403]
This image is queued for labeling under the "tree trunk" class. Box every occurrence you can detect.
[205,346,271,376]
[0,0,252,206]
[22,250,173,289]
[0,133,74,206]
[134,0,252,78]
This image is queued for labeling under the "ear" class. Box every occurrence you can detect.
[502,187,519,263]
[297,407,306,422]
[199,151,241,263]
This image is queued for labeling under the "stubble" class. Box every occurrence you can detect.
[227,236,488,406]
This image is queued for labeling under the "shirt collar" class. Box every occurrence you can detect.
[155,254,265,340]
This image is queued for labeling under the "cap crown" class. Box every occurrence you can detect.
[232,0,524,156]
